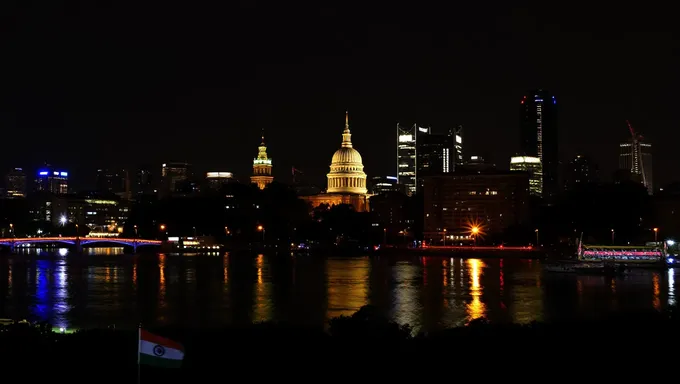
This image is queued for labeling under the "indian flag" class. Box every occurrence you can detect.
[138,329,184,368]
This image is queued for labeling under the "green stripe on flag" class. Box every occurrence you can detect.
[139,353,183,368]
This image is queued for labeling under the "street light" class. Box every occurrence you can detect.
[653,227,659,243]
[9,223,13,238]
[471,226,479,246]
[160,224,166,231]
[257,225,265,242]
[611,229,615,245]
[384,228,387,245]
[442,228,447,246]
[134,225,138,238]
[535,228,539,246]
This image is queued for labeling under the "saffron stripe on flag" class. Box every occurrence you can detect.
[140,329,184,351]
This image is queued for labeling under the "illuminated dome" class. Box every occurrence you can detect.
[332,147,363,164]
[327,112,367,195]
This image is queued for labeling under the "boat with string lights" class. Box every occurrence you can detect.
[577,242,666,266]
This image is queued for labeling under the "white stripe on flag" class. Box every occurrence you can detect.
[139,340,184,360]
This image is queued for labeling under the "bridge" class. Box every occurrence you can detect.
[0,237,161,252]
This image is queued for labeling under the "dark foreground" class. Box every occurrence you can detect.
[2,305,678,380]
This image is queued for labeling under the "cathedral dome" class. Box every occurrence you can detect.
[327,112,368,195]
[332,146,363,165]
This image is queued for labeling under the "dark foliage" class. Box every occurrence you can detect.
[2,305,678,380]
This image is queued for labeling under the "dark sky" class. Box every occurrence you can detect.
[1,2,678,190]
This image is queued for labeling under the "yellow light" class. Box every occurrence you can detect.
[654,227,658,232]
[471,226,479,234]
[257,225,263,231]
[160,224,166,231]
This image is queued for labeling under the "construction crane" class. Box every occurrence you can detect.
[292,167,304,184]
[626,120,647,188]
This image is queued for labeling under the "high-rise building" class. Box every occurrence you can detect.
[520,90,558,199]
[250,134,273,190]
[35,166,69,195]
[510,156,542,197]
[96,169,130,199]
[136,167,154,196]
[370,176,405,195]
[452,125,464,167]
[564,154,598,191]
[619,122,652,194]
[417,127,454,185]
[206,172,234,191]
[397,123,417,195]
[5,168,27,198]
[160,162,190,197]
[397,123,462,196]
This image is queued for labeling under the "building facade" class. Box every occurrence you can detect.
[5,168,27,198]
[397,123,417,195]
[510,156,542,197]
[520,90,558,199]
[396,123,463,196]
[160,162,190,198]
[35,166,69,195]
[96,168,130,199]
[250,135,273,190]
[370,176,405,195]
[564,154,598,190]
[422,172,530,243]
[205,172,234,191]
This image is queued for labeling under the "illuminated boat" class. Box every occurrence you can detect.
[577,243,665,264]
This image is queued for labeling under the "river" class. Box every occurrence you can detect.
[0,248,675,332]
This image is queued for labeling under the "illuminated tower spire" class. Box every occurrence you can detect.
[251,129,273,190]
[342,110,352,148]
[257,129,269,160]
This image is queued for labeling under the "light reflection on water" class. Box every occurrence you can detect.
[0,248,677,332]
[467,259,486,321]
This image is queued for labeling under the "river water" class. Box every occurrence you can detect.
[0,248,675,332]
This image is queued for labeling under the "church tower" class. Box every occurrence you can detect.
[250,132,273,190]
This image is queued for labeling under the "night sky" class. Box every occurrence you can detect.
[1,3,677,190]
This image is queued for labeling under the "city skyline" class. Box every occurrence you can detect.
[2,4,676,190]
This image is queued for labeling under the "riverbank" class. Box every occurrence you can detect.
[376,245,547,258]
[1,306,677,380]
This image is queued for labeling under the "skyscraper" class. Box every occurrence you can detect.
[397,123,462,195]
[564,154,598,191]
[510,156,542,197]
[35,165,69,195]
[452,125,464,167]
[397,123,417,195]
[5,168,27,198]
[520,90,558,199]
[417,126,454,184]
[160,162,190,197]
[619,122,652,194]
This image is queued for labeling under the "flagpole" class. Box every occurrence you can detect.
[137,324,142,384]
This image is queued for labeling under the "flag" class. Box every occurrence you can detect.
[138,329,184,368]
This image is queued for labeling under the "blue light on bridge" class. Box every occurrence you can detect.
[38,171,48,176]
[60,172,68,177]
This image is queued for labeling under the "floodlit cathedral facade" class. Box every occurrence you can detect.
[250,134,273,190]
[300,112,371,212]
